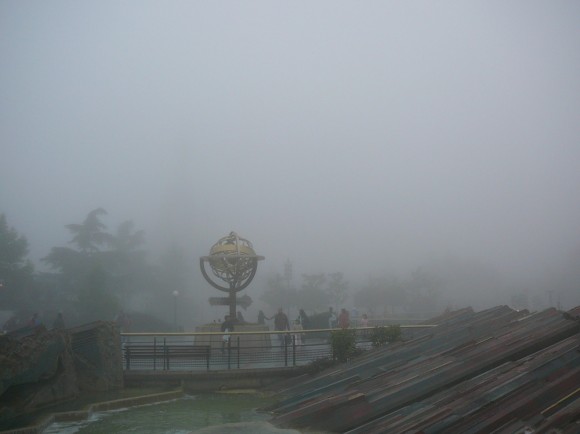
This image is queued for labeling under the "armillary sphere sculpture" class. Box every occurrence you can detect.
[200,232,264,319]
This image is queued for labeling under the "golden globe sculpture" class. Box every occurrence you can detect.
[200,232,264,319]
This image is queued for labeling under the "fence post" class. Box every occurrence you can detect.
[237,336,240,369]
[227,336,231,370]
[284,333,288,367]
[292,334,296,366]
[164,337,168,370]
[206,345,210,371]
[153,337,157,371]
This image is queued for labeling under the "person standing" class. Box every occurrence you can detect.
[338,308,350,329]
[359,313,370,341]
[298,309,309,328]
[359,313,369,328]
[221,314,235,353]
[28,313,41,328]
[257,310,270,325]
[328,307,337,329]
[273,308,290,347]
[292,319,303,347]
[236,311,245,324]
[52,312,65,330]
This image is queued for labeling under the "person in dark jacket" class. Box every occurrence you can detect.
[273,308,290,348]
[221,314,235,352]
[53,312,65,330]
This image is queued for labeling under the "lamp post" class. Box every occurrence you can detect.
[172,290,179,331]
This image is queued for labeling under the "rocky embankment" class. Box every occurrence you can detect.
[0,321,123,428]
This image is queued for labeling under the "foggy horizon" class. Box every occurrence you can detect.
[2,1,580,317]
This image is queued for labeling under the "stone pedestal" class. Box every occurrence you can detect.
[194,324,271,351]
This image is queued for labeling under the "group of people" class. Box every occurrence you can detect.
[226,308,303,348]
[218,306,373,351]
[327,307,354,329]
[2,311,66,333]
[268,307,306,348]
[327,307,370,329]
[221,308,305,349]
[219,309,267,351]
[259,306,366,348]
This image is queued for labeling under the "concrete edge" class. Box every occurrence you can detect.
[0,389,185,434]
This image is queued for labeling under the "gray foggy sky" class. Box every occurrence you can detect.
[2,1,580,293]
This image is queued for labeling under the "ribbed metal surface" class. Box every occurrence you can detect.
[267,306,580,433]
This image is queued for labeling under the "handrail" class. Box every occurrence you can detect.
[120,325,437,371]
[121,324,437,337]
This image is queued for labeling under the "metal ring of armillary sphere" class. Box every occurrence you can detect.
[200,232,265,293]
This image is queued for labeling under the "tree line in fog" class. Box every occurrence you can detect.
[1,209,189,328]
[2,208,580,330]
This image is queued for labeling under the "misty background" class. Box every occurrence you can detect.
[1,1,579,328]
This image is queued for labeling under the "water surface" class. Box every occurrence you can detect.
[44,393,294,434]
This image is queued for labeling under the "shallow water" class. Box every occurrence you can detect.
[44,393,297,434]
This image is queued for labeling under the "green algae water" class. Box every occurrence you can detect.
[44,393,298,434]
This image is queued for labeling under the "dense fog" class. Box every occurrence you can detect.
[2,2,579,328]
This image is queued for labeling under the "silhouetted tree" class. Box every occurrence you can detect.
[43,209,150,322]
[102,220,148,305]
[260,272,298,311]
[43,208,111,277]
[384,276,407,314]
[354,277,386,315]
[354,275,406,316]
[407,267,441,315]
[147,244,194,319]
[326,272,348,308]
[297,273,329,312]
[65,207,112,253]
[0,214,34,308]
[43,246,92,277]
[77,266,119,322]
[108,220,146,255]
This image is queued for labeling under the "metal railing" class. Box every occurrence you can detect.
[121,325,436,371]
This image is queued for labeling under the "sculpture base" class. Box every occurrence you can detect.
[194,324,271,351]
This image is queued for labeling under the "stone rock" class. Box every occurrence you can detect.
[0,321,123,426]
[69,321,123,392]
[0,328,79,423]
